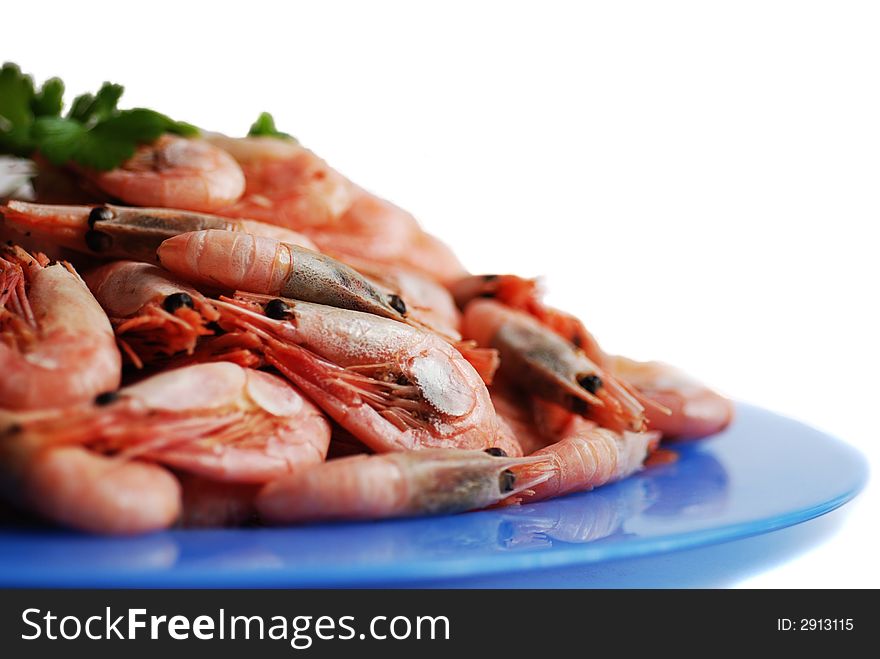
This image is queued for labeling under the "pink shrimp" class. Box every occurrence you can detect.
[83,261,220,368]
[354,228,465,287]
[461,298,646,433]
[452,274,606,363]
[205,134,465,283]
[334,254,463,340]
[204,134,356,230]
[0,245,121,410]
[0,200,316,263]
[607,356,734,440]
[454,276,731,441]
[6,362,330,485]
[159,229,421,327]
[82,135,246,212]
[214,295,518,455]
[514,417,656,503]
[0,434,181,535]
[158,230,497,378]
[257,449,554,523]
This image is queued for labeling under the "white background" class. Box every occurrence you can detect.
[7,1,878,587]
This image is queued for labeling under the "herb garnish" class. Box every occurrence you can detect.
[0,63,198,171]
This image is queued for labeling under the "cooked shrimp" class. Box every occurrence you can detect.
[205,134,465,283]
[258,449,554,523]
[0,245,121,410]
[511,415,656,504]
[1,200,316,263]
[204,133,356,230]
[359,229,465,287]
[83,135,246,212]
[335,254,463,340]
[158,229,417,325]
[7,362,330,484]
[607,356,734,440]
[83,261,220,368]
[0,430,181,535]
[452,274,605,363]
[332,254,502,380]
[214,295,518,455]
[461,298,646,433]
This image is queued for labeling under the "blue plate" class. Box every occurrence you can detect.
[0,404,867,587]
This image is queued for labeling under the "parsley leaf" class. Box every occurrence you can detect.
[0,63,36,155]
[31,117,85,164]
[248,112,295,141]
[32,78,65,118]
[0,63,201,171]
[68,82,124,125]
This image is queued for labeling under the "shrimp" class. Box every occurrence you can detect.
[514,418,655,503]
[334,254,463,340]
[0,200,316,263]
[305,196,467,285]
[461,298,646,433]
[82,135,246,212]
[204,134,357,230]
[214,295,518,455]
[0,430,181,535]
[158,229,417,325]
[5,362,331,485]
[157,229,497,375]
[205,134,466,283]
[0,245,121,410]
[83,261,220,368]
[607,356,734,440]
[455,276,730,440]
[452,274,605,363]
[257,449,554,523]
[359,229,465,287]
[490,384,655,501]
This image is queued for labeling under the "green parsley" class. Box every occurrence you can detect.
[0,63,198,171]
[248,112,296,141]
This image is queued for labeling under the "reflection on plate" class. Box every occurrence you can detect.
[0,404,867,587]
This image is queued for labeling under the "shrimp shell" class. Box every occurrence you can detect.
[258,449,554,523]
[0,245,121,410]
[214,295,516,455]
[7,362,331,484]
[85,135,246,212]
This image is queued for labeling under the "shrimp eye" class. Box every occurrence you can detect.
[482,274,499,282]
[499,469,516,493]
[87,205,114,228]
[578,374,603,394]
[484,447,508,457]
[264,298,291,320]
[94,391,119,406]
[84,229,112,253]
[163,292,194,313]
[387,294,407,316]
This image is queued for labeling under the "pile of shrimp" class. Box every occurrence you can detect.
[0,132,733,534]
